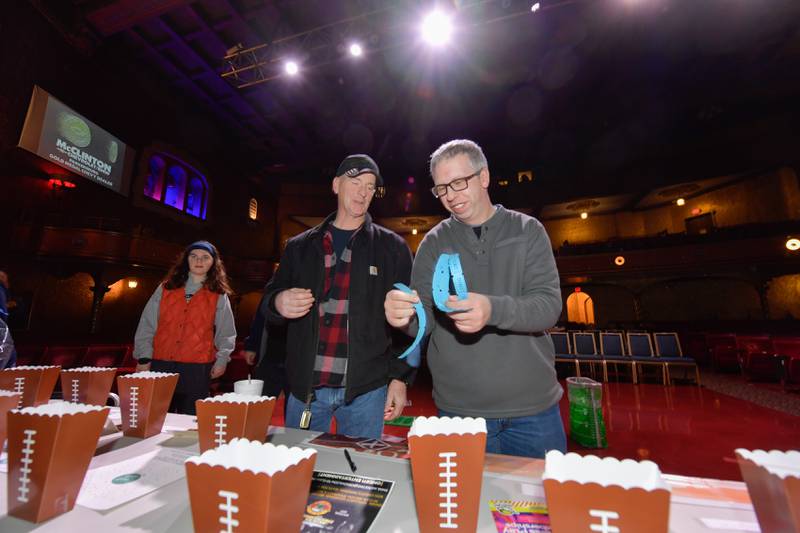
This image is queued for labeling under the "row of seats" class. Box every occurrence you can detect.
[12,343,256,393]
[549,331,700,386]
[686,333,800,385]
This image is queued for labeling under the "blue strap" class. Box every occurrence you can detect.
[433,253,468,312]
[392,283,424,367]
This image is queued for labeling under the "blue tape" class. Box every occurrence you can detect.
[393,282,424,367]
[433,253,468,312]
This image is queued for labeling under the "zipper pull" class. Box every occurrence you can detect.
[299,392,313,429]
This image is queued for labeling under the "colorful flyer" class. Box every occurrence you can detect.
[301,470,394,533]
[489,500,551,532]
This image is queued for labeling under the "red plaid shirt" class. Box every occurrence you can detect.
[314,228,355,387]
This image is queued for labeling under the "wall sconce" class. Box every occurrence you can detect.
[248,198,258,220]
[127,279,139,289]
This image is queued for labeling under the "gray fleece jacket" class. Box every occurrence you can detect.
[410,205,563,418]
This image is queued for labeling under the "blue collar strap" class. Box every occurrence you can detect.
[393,254,468,367]
[432,253,468,312]
[392,283,424,367]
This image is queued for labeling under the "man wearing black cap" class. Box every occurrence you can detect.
[260,154,414,439]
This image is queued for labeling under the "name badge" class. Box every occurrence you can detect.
[369,266,378,276]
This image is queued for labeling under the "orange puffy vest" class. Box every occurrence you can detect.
[153,285,220,364]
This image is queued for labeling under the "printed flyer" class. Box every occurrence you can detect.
[302,470,394,533]
[489,500,552,532]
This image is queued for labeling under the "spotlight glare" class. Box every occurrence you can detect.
[421,11,452,46]
[614,256,625,266]
[349,43,363,57]
[412,228,418,235]
[127,279,138,289]
[580,212,588,220]
[284,61,299,76]
[531,2,541,12]
[676,198,686,206]
[786,238,800,251]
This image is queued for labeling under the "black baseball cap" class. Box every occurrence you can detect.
[336,154,384,187]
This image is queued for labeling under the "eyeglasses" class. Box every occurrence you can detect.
[430,171,481,199]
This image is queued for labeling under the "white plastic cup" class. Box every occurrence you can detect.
[233,379,264,396]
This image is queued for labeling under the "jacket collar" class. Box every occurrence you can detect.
[311,211,372,238]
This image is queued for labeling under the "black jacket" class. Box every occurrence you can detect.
[261,212,414,402]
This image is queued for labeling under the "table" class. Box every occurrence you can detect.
[0,410,760,532]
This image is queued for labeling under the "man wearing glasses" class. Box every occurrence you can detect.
[384,139,566,458]
[261,154,414,439]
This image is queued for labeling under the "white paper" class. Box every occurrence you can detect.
[77,446,196,510]
[700,518,760,531]
[0,451,6,473]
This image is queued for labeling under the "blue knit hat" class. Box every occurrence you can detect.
[187,240,216,257]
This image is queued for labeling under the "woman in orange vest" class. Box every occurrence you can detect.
[133,241,236,414]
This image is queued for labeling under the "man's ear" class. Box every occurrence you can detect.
[332,176,341,195]
[480,167,491,189]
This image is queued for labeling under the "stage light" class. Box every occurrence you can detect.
[412,228,418,235]
[127,279,138,289]
[786,238,800,251]
[531,2,541,12]
[580,212,588,219]
[284,61,299,76]
[421,11,452,47]
[676,198,685,206]
[349,43,363,57]
[615,256,625,266]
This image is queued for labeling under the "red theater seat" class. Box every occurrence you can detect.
[117,345,137,374]
[737,335,777,382]
[46,345,88,369]
[772,338,800,388]
[83,344,128,368]
[706,333,738,372]
[13,344,46,366]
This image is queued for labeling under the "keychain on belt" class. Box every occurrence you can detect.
[300,391,314,429]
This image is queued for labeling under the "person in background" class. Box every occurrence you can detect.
[0,271,16,367]
[260,154,414,440]
[244,292,290,409]
[134,241,236,414]
[384,139,566,458]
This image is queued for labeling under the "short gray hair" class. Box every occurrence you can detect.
[429,139,488,178]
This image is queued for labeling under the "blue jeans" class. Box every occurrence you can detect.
[438,403,566,459]
[286,385,387,440]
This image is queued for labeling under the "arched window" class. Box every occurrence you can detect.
[186,176,206,218]
[142,152,209,219]
[164,165,187,210]
[566,290,595,325]
[143,155,165,201]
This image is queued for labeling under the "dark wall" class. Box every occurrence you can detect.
[0,1,276,261]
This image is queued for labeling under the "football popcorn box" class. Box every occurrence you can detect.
[117,371,179,438]
[60,366,117,406]
[7,402,109,523]
[185,439,317,533]
[195,392,276,452]
[408,416,487,533]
